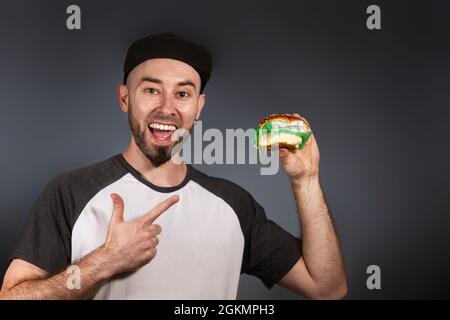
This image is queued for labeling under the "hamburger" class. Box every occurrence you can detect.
[256,114,312,150]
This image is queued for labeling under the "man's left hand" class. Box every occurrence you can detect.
[279,113,320,183]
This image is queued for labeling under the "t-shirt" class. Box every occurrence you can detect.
[12,154,302,299]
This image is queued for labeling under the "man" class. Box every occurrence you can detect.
[0,33,347,300]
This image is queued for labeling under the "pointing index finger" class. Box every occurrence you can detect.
[141,195,179,225]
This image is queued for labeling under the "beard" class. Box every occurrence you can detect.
[128,101,193,168]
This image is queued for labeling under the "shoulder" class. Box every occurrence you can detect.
[36,155,127,216]
[48,154,126,191]
[30,155,127,225]
[189,166,261,218]
[190,166,252,197]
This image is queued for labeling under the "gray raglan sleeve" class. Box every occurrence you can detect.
[241,193,303,289]
[11,176,72,275]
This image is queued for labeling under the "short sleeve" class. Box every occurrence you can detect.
[241,194,302,289]
[11,177,72,275]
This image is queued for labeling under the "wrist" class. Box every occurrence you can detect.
[94,245,117,280]
[290,174,320,189]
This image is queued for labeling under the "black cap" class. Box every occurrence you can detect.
[123,32,213,93]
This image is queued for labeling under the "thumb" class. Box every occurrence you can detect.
[109,193,125,225]
[279,147,290,159]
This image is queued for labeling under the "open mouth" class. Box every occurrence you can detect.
[148,122,178,145]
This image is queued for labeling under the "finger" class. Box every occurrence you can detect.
[111,193,125,222]
[145,225,162,238]
[142,195,179,225]
[279,148,289,156]
[110,193,125,225]
[148,224,162,235]
[302,133,314,147]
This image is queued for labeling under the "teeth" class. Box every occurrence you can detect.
[149,123,176,131]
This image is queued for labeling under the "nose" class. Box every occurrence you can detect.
[157,94,177,116]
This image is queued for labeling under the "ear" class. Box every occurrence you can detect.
[116,84,129,113]
[195,93,206,120]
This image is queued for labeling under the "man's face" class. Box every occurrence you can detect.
[120,58,205,167]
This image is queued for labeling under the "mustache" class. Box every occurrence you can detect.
[146,112,180,126]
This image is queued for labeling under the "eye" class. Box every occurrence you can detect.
[144,88,158,95]
[177,91,190,98]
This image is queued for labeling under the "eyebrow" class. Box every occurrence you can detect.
[176,80,196,90]
[140,77,162,85]
[139,77,197,91]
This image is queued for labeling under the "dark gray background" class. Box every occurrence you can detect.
[1,0,449,299]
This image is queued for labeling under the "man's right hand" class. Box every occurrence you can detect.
[0,193,179,300]
[101,193,179,276]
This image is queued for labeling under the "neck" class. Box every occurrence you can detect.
[122,138,187,188]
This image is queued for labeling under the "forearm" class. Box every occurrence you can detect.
[1,246,113,300]
[291,176,346,291]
